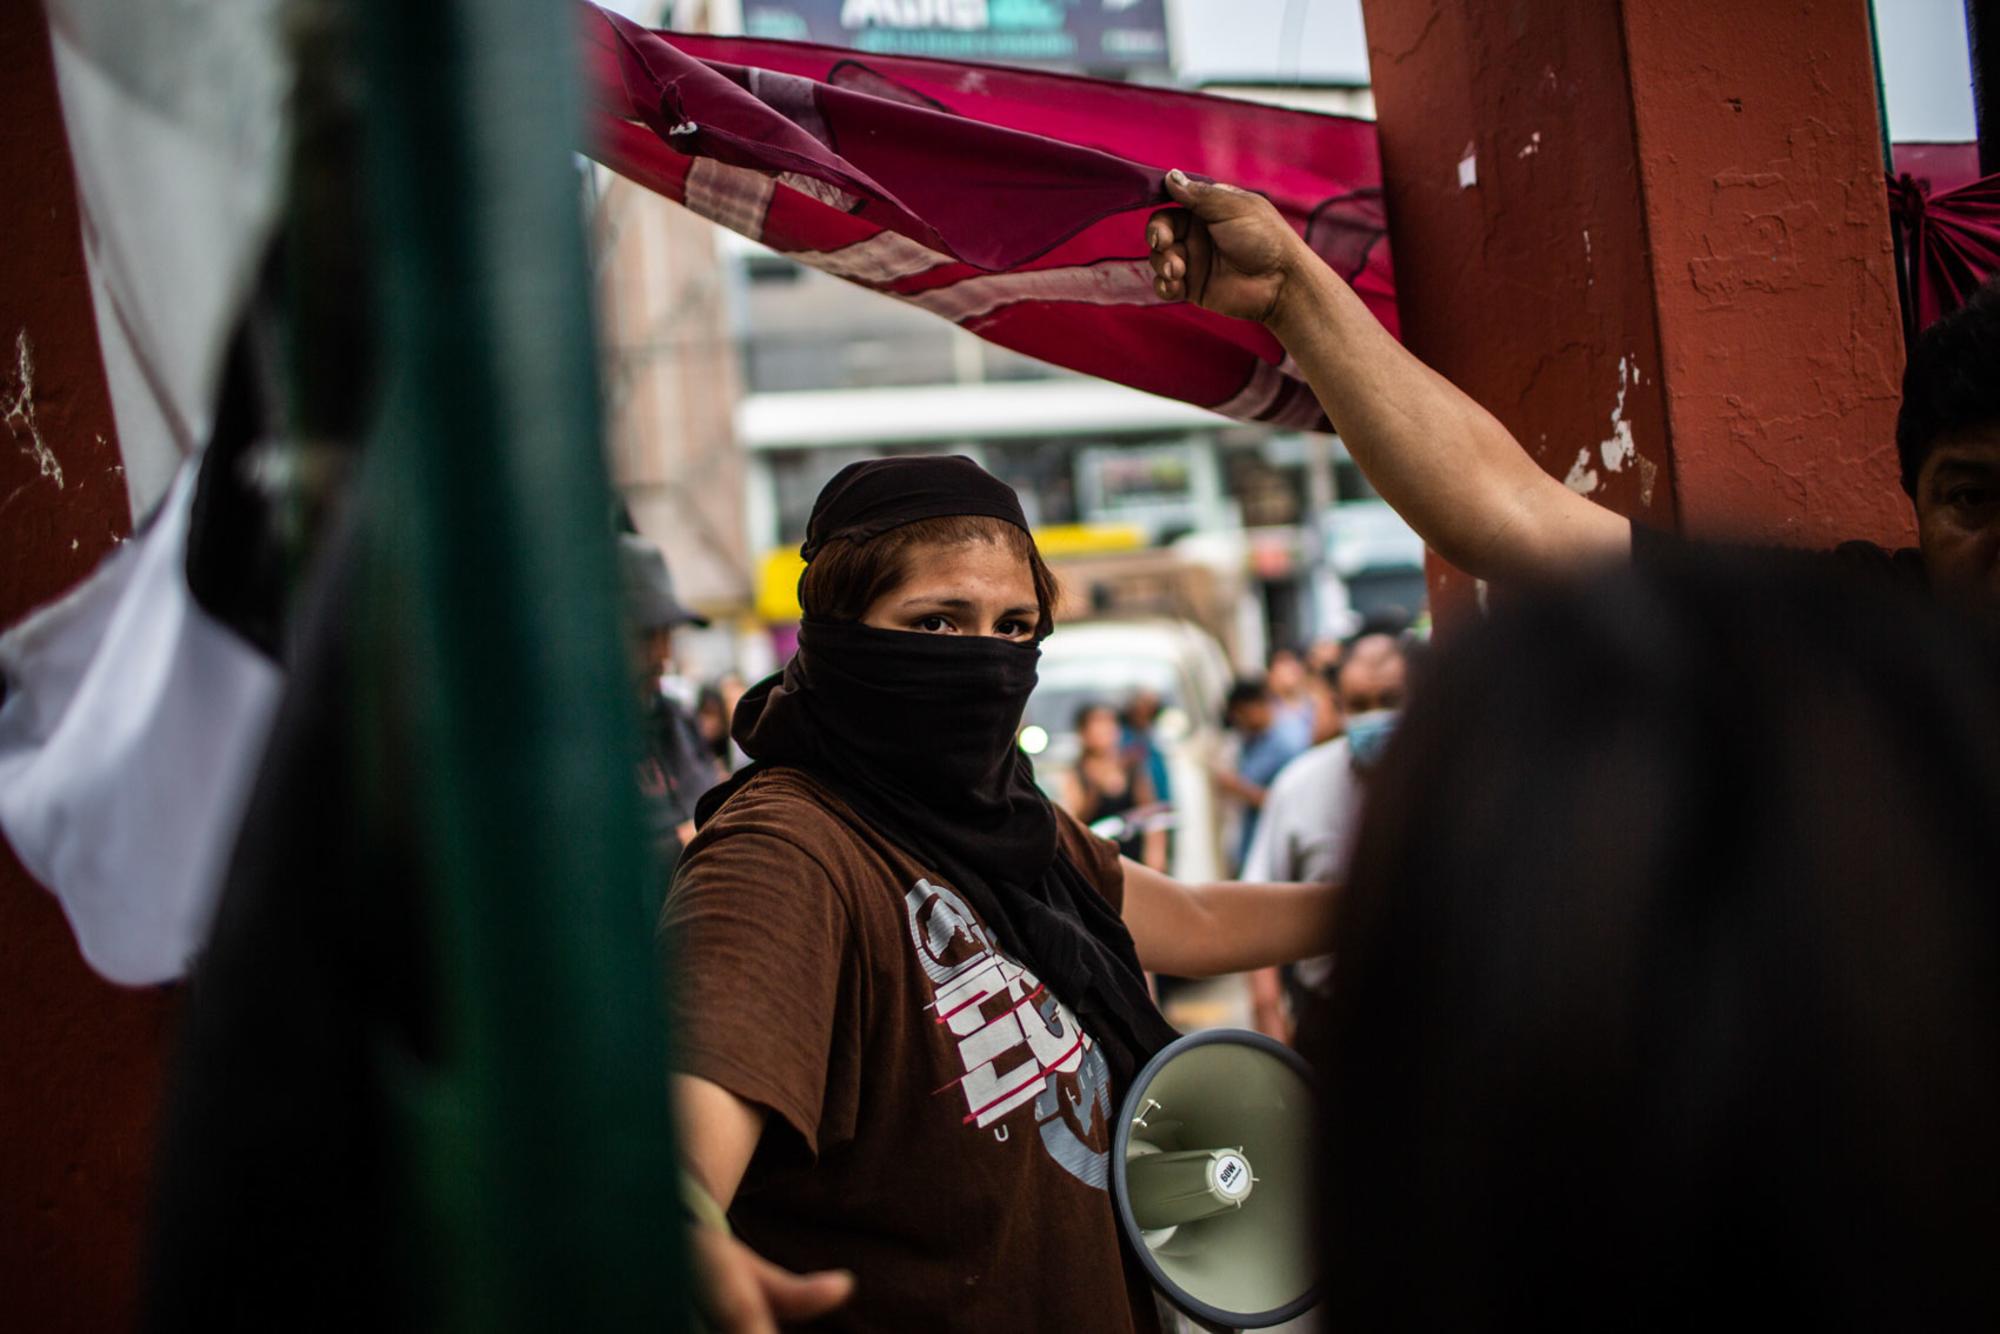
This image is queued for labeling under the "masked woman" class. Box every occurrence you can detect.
[666,457,1340,1333]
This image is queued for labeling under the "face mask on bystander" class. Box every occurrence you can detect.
[1346,709,1400,769]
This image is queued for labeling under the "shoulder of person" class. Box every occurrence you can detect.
[677,768,876,899]
[1052,804,1128,909]
[1261,739,1355,832]
[693,764,835,823]
[1271,737,1350,794]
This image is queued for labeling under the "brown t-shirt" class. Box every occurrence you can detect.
[665,767,1162,1333]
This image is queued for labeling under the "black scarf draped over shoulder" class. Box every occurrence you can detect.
[696,619,1178,1090]
[694,457,1177,1090]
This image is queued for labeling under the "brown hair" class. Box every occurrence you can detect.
[799,515,1062,637]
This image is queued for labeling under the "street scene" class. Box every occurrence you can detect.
[2,0,1997,1330]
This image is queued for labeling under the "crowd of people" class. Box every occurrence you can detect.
[632,170,2000,1332]
[1046,622,1423,1040]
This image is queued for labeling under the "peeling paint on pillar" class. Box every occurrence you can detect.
[0,3,171,1332]
[1361,0,1678,622]
[3,329,69,499]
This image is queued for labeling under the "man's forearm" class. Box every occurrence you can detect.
[1267,259,1629,582]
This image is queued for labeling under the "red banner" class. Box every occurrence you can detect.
[579,4,1395,433]
[1889,144,2000,334]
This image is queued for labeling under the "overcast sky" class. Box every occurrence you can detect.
[1872,0,1978,140]
[606,0,1979,141]
[1175,0,1976,142]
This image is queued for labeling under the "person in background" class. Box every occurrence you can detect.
[1316,551,2000,1328]
[1058,703,1168,872]
[620,534,721,889]
[712,671,753,772]
[1334,633,1410,770]
[1302,663,1344,746]
[1266,645,1317,740]
[1305,636,1345,677]
[1242,632,1410,1040]
[1214,676,1312,871]
[695,685,732,770]
[1120,688,1172,807]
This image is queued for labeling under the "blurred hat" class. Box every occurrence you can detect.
[618,534,710,630]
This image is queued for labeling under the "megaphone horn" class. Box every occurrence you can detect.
[1113,1030,1320,1331]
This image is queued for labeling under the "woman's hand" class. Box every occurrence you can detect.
[677,1074,854,1330]
[1146,170,1314,325]
[691,1226,853,1334]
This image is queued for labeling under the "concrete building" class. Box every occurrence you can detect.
[591,170,752,624]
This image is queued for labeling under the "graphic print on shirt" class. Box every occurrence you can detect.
[903,878,1115,1191]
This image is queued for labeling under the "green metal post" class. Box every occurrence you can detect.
[351,0,686,1328]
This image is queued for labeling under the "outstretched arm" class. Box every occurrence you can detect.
[1147,170,1630,583]
[1121,858,1339,978]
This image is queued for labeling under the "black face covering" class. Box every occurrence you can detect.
[697,617,1179,1090]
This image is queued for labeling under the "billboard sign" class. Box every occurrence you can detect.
[741,0,1171,72]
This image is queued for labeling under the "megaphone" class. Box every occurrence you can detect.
[1113,1030,1319,1330]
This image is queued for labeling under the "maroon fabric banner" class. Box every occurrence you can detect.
[1892,142,1983,195]
[579,4,1395,433]
[1888,143,2000,333]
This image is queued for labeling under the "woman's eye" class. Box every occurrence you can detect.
[1948,487,1993,510]
[916,614,952,632]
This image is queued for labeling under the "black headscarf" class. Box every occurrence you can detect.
[698,457,1178,1089]
[798,454,1032,560]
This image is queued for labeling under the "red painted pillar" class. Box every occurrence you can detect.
[1358,0,1911,617]
[0,4,176,1331]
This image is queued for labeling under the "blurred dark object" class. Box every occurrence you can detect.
[1316,550,2000,1329]
[183,312,290,659]
[146,519,435,1333]
[146,2,417,1322]
[184,0,376,662]
[144,0,687,1326]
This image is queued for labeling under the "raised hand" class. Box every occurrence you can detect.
[1145,169,1311,325]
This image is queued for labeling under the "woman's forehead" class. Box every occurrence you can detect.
[891,538,1038,602]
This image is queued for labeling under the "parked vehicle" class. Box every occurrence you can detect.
[1019,618,1231,884]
